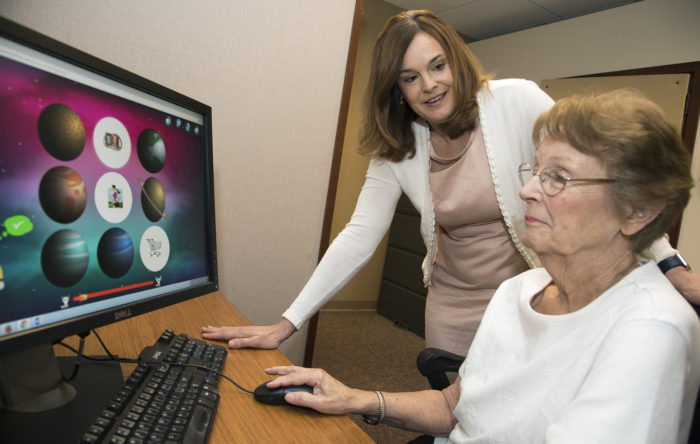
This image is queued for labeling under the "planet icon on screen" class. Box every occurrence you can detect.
[137,129,166,173]
[37,103,86,161]
[140,177,167,222]
[41,229,89,287]
[39,166,87,223]
[97,227,134,278]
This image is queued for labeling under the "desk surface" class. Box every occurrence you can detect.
[58,291,372,443]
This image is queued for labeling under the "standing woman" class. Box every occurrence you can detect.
[202,10,695,357]
[345,14,552,356]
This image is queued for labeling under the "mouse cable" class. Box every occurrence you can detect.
[152,361,255,395]
[57,329,254,394]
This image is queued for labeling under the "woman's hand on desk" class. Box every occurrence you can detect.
[263,365,460,435]
[263,366,369,415]
[201,318,296,349]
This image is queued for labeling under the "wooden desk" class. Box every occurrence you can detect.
[57,291,372,443]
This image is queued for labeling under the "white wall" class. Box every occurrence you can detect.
[468,0,700,268]
[469,0,700,83]
[0,0,356,364]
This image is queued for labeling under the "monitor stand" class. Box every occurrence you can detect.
[0,344,124,443]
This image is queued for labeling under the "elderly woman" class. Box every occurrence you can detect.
[262,90,700,443]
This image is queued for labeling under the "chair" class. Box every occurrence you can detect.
[415,347,465,391]
[406,349,466,444]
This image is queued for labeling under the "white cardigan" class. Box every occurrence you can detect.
[282,79,554,328]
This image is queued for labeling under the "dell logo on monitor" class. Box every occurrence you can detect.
[114,309,133,321]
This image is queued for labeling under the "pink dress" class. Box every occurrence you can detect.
[427,121,528,357]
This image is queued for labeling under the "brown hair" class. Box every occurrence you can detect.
[532,89,694,253]
[358,10,490,161]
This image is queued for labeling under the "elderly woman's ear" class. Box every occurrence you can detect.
[620,204,664,237]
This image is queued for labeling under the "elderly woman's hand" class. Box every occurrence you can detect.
[263,366,374,415]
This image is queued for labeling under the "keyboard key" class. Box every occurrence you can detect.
[182,405,213,444]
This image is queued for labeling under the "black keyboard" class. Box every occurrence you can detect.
[80,329,227,444]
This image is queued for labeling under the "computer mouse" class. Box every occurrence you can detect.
[253,380,314,405]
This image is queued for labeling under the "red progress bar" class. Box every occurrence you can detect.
[73,280,154,302]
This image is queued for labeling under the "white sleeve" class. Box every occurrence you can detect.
[520,79,555,120]
[282,159,403,328]
[544,320,694,444]
[641,235,678,263]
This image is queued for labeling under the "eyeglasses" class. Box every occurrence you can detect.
[518,163,616,196]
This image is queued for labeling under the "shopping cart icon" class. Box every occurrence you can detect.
[146,238,162,257]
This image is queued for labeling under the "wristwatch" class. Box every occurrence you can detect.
[658,253,691,274]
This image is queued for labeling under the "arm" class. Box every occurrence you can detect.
[642,236,699,305]
[665,267,700,306]
[264,366,460,437]
[202,160,403,348]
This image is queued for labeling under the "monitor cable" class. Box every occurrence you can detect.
[56,329,254,394]
[59,330,92,382]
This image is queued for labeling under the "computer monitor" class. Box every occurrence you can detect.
[0,16,218,439]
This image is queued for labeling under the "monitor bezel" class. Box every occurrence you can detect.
[0,16,219,357]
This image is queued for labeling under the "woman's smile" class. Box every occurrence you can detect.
[425,92,446,105]
[398,32,455,127]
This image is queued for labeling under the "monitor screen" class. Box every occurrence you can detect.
[0,18,217,357]
[0,17,218,430]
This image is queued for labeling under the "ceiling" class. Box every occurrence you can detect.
[383,0,641,41]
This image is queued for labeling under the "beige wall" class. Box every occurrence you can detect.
[325,0,403,310]
[468,0,700,269]
[0,0,356,365]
